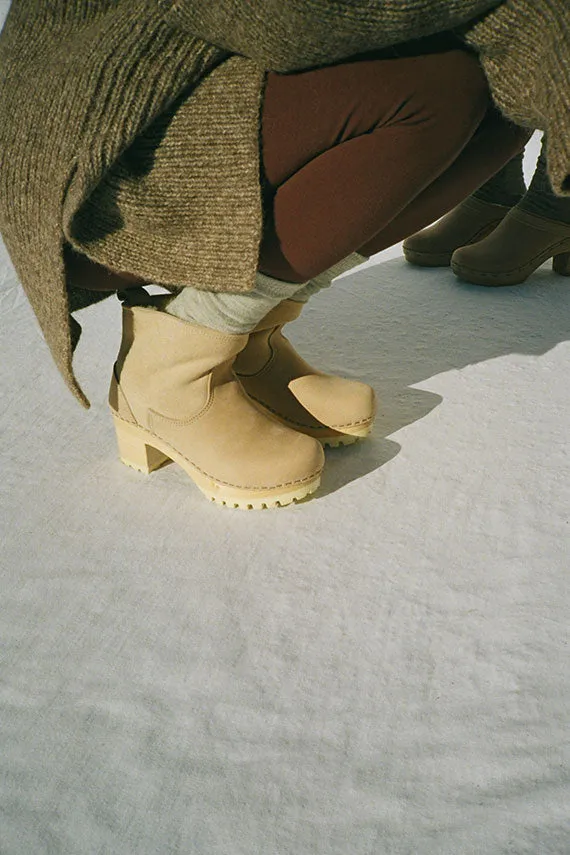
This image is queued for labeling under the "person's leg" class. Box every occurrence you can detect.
[168,49,524,446]
[107,48,524,492]
[168,48,489,328]
[258,49,528,281]
[165,270,307,333]
[359,109,530,256]
[224,50,496,443]
[518,138,570,223]
[471,151,527,208]
[259,48,489,280]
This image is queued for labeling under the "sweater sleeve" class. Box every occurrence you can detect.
[463,0,570,195]
[160,0,501,72]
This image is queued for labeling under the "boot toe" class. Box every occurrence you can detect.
[451,238,524,285]
[289,374,376,437]
[403,225,459,267]
[404,198,511,268]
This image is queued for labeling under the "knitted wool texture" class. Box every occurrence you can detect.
[463,0,570,195]
[0,0,568,406]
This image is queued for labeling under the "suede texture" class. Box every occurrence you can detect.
[234,301,376,441]
[110,301,324,495]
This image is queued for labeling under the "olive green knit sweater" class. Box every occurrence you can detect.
[0,0,568,407]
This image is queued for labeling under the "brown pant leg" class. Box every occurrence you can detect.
[259,49,528,281]
[359,110,530,256]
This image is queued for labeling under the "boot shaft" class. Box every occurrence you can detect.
[111,299,248,424]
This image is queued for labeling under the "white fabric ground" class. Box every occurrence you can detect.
[1,13,569,847]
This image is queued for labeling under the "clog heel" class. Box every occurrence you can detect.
[553,251,570,276]
[112,415,171,474]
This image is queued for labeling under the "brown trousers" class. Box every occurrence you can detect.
[259,47,530,282]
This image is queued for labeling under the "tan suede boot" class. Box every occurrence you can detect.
[109,297,324,509]
[451,207,570,286]
[233,300,376,447]
[403,197,512,267]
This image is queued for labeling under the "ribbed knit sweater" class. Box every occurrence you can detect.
[0,0,568,407]
[463,0,570,194]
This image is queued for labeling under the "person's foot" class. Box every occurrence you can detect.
[403,197,512,267]
[234,300,376,447]
[109,295,324,509]
[451,207,570,286]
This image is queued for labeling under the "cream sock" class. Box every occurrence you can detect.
[164,252,367,330]
[165,272,307,333]
[291,252,367,303]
